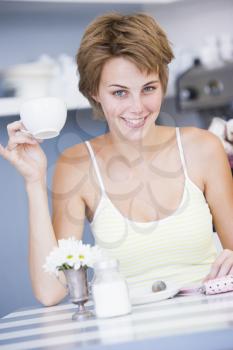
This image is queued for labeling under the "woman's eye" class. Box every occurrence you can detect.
[113,90,127,97]
[144,86,156,93]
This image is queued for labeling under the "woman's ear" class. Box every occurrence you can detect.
[91,94,100,103]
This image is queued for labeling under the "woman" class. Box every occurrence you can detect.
[0,13,233,306]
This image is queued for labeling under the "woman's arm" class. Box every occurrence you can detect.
[29,146,87,306]
[26,180,66,306]
[0,122,86,306]
[201,130,233,280]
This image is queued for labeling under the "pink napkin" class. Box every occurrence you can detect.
[179,275,233,296]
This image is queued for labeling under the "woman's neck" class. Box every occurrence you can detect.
[105,125,173,161]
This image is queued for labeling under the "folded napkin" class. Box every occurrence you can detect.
[179,275,233,295]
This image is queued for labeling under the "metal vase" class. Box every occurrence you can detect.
[63,267,93,321]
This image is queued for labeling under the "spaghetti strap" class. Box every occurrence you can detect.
[85,141,106,194]
[176,127,188,179]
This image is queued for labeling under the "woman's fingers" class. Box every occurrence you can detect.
[7,132,37,151]
[217,256,233,277]
[6,121,36,151]
[0,143,11,160]
[19,129,44,143]
[6,122,43,148]
[204,249,233,281]
[229,266,233,275]
[6,120,25,137]
[0,136,38,162]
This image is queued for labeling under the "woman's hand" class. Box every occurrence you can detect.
[0,121,47,184]
[203,249,233,282]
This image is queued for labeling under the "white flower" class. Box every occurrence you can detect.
[58,237,79,251]
[43,246,65,276]
[76,241,92,267]
[59,239,80,269]
[89,245,107,267]
[43,237,106,275]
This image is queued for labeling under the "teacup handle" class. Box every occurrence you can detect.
[20,128,43,142]
[20,128,34,136]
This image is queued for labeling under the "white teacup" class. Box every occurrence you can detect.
[19,97,67,139]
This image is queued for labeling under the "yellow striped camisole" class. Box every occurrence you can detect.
[85,128,217,289]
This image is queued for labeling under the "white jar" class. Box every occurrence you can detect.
[92,259,131,318]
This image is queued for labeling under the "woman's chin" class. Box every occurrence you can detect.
[107,114,156,143]
[117,116,153,142]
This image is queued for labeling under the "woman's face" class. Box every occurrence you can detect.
[94,57,163,142]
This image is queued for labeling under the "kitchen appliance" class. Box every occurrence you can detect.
[176,60,233,174]
[176,60,233,117]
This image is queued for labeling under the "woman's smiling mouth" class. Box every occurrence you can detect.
[120,115,149,129]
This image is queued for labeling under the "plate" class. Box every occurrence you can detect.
[130,283,180,305]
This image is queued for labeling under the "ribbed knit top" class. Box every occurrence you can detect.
[85,128,217,289]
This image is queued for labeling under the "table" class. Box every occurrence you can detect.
[1,292,233,350]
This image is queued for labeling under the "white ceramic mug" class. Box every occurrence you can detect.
[19,97,67,139]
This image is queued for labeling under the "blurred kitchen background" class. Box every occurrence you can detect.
[0,0,233,317]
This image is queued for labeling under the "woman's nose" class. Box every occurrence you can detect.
[129,95,144,114]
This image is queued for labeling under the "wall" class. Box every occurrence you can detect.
[0,0,232,317]
[145,0,233,50]
[0,1,143,69]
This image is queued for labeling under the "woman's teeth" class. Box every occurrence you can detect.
[122,117,147,128]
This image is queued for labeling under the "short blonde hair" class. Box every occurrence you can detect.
[76,12,174,120]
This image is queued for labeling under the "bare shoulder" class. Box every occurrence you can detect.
[58,133,108,166]
[56,142,90,173]
[52,142,91,197]
[178,126,230,190]
[52,134,107,196]
[180,126,225,159]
